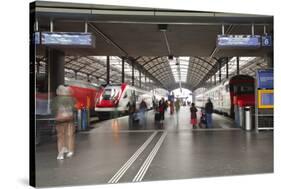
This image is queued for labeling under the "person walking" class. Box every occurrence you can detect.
[127,96,136,128]
[52,85,76,160]
[205,98,214,128]
[190,103,198,129]
[159,98,165,122]
[174,98,181,125]
[170,100,174,115]
[139,99,148,126]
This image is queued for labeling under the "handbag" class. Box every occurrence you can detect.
[56,106,73,122]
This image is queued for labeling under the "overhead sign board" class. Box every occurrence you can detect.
[41,32,95,47]
[256,69,273,89]
[217,35,261,48]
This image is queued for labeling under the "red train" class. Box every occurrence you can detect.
[66,80,103,111]
[36,78,103,115]
[95,83,155,114]
[195,75,255,117]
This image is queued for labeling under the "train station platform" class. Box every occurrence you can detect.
[35,106,273,187]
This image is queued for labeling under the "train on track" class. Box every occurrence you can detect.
[195,75,255,117]
[36,77,162,119]
[95,83,161,116]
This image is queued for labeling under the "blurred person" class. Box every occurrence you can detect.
[139,98,148,126]
[164,100,169,112]
[174,98,181,124]
[52,85,76,160]
[127,96,136,128]
[170,100,174,115]
[159,98,165,122]
[190,103,198,129]
[205,98,214,128]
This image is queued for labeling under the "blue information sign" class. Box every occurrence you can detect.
[257,69,273,89]
[41,32,94,47]
[168,95,175,101]
[217,35,261,48]
[261,93,273,106]
[261,35,272,47]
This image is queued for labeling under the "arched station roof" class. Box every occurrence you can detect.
[33,1,273,91]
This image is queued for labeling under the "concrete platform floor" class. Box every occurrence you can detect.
[35,106,273,187]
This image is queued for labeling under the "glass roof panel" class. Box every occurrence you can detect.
[169,56,190,83]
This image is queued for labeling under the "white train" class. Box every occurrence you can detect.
[95,83,161,113]
[195,75,255,117]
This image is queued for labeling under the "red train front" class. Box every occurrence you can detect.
[229,75,255,118]
[95,83,127,112]
[66,80,103,114]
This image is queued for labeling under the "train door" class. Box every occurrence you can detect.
[118,88,130,110]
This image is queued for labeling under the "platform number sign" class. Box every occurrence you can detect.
[262,36,272,47]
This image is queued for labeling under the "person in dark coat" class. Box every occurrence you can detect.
[159,98,165,122]
[139,99,148,126]
[190,103,198,129]
[127,96,136,128]
[205,98,214,128]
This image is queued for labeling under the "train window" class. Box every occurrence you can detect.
[102,88,121,100]
[102,89,112,100]
[240,86,254,93]
[233,86,238,93]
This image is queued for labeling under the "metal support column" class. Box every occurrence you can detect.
[236,56,240,75]
[139,71,141,88]
[144,75,147,90]
[132,62,134,86]
[48,49,65,94]
[226,59,229,79]
[36,61,40,74]
[219,59,222,83]
[265,53,273,68]
[121,57,125,83]
[106,56,110,84]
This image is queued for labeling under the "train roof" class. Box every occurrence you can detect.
[65,79,101,89]
[229,75,254,81]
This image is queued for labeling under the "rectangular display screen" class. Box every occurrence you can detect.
[261,93,273,106]
[41,32,94,46]
[257,69,273,89]
[217,35,261,48]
